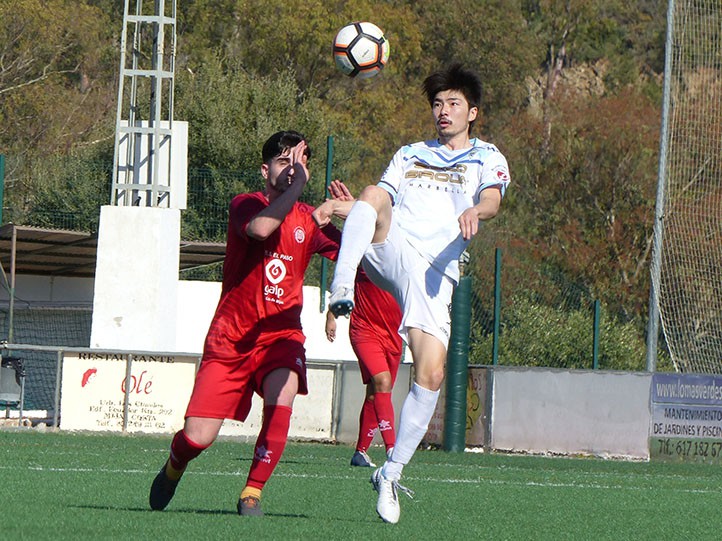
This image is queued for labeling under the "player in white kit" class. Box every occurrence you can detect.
[317,64,511,524]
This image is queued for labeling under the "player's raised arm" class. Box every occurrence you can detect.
[247,140,309,240]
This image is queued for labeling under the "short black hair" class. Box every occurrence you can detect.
[262,130,311,164]
[422,64,483,132]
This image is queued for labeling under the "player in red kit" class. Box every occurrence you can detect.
[149,131,341,517]
[326,267,403,467]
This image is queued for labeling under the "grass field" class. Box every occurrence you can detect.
[2,429,721,540]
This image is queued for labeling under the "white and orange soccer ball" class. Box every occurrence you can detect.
[333,22,390,79]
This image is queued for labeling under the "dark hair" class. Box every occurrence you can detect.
[423,64,483,132]
[262,130,311,163]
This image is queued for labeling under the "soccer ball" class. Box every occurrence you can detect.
[333,22,390,79]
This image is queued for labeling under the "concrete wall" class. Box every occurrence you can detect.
[490,367,652,459]
[90,206,180,351]
[4,274,362,362]
[5,274,655,459]
[173,280,361,361]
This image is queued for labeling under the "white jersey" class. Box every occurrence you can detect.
[377,138,510,283]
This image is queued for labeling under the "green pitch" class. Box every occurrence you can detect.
[2,430,721,539]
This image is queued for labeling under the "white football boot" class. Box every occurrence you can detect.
[370,467,413,524]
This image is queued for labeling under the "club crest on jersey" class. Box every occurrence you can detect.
[493,166,510,182]
[293,226,306,243]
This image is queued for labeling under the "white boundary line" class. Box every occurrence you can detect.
[0,465,717,494]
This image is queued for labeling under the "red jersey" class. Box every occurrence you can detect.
[203,192,341,359]
[350,268,403,357]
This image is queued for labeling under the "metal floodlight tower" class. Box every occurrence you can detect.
[111,0,177,207]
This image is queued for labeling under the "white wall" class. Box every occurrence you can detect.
[10,272,662,459]
[90,206,180,351]
[5,270,357,361]
[175,281,358,360]
[491,367,652,459]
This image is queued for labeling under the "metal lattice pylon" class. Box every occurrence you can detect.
[111,0,177,207]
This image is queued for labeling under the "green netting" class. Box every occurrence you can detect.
[0,307,91,410]
[466,243,655,371]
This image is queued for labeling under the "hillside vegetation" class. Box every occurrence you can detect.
[0,0,671,368]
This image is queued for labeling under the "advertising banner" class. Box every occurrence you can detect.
[649,373,722,463]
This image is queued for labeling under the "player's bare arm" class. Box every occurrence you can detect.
[325,310,337,342]
[458,186,502,241]
[247,141,309,240]
[312,197,355,227]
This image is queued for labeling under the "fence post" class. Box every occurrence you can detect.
[593,300,601,369]
[0,154,5,225]
[444,257,472,452]
[492,248,502,365]
[320,136,334,312]
[53,350,63,428]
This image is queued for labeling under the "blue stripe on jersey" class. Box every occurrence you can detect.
[378,180,397,205]
[378,180,397,195]
[400,139,498,169]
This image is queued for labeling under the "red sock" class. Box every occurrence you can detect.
[356,397,378,452]
[169,430,208,471]
[373,392,396,451]
[245,405,293,491]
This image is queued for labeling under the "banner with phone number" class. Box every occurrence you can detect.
[649,372,722,463]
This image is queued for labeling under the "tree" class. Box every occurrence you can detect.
[0,0,118,159]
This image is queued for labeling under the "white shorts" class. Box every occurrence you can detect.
[361,218,454,350]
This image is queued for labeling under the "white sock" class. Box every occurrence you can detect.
[330,200,377,291]
[382,383,440,481]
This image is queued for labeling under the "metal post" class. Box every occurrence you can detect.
[53,350,63,428]
[0,154,5,224]
[646,0,676,372]
[8,225,16,344]
[18,372,25,426]
[444,270,472,452]
[492,248,502,365]
[320,135,334,312]
[122,354,133,432]
[592,300,600,369]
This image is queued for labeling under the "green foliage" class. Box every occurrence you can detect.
[411,0,538,123]
[11,153,110,232]
[175,57,333,173]
[1,0,678,371]
[470,294,650,370]
[0,0,117,159]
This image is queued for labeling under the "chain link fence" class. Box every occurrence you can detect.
[466,239,668,371]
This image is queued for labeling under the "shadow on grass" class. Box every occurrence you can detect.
[72,504,309,519]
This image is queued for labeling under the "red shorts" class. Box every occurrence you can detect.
[185,329,308,422]
[351,334,402,385]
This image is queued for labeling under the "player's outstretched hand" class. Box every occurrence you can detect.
[328,179,354,201]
